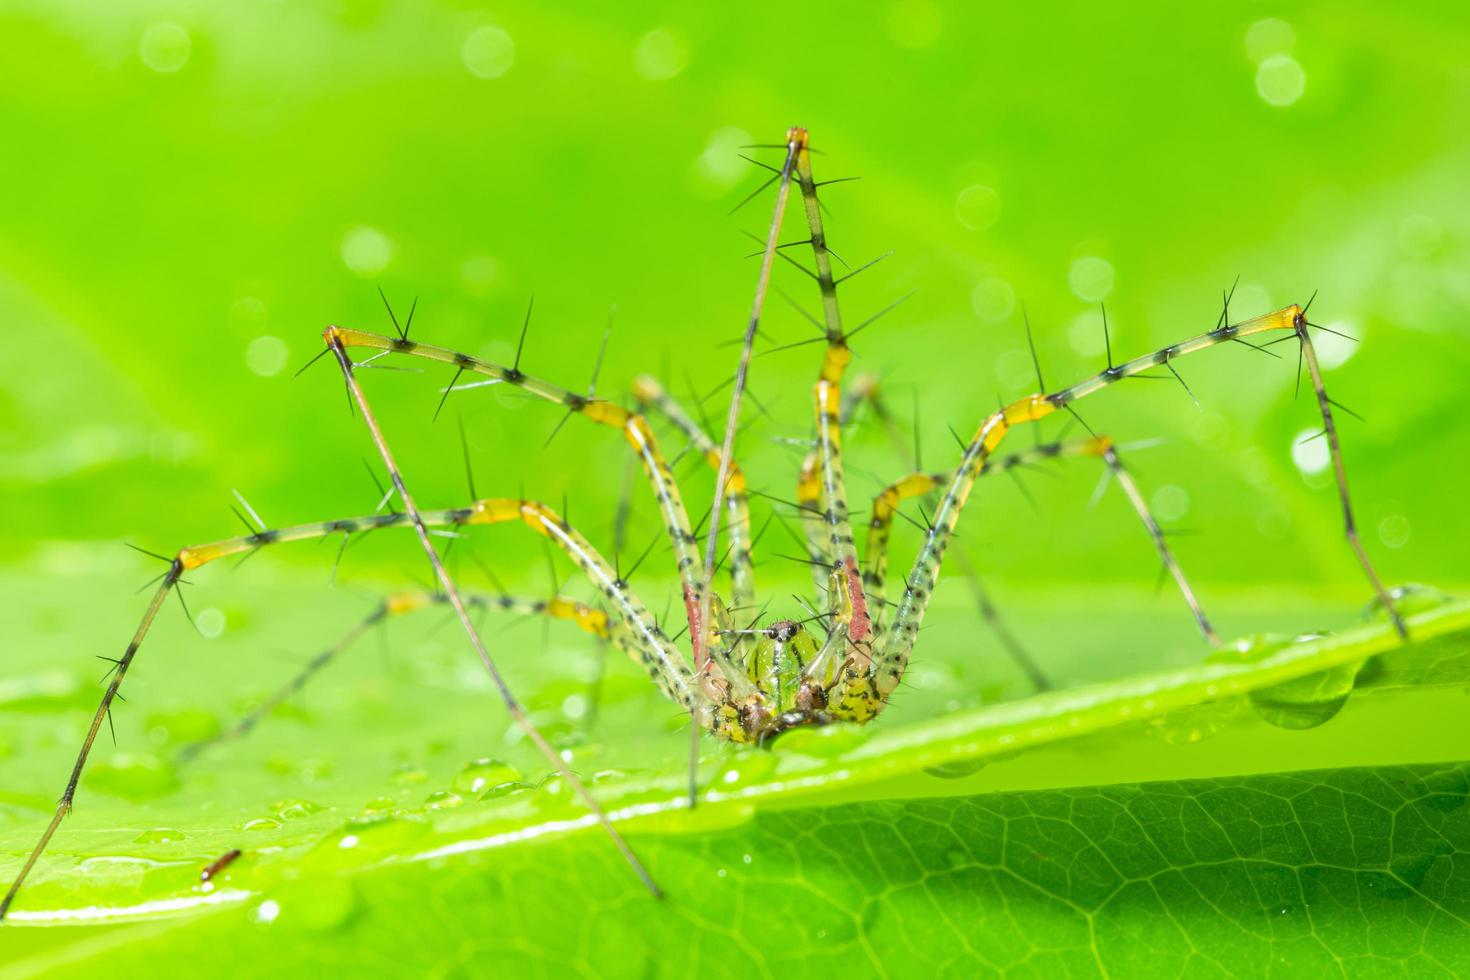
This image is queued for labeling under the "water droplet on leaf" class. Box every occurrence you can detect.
[452,758,522,795]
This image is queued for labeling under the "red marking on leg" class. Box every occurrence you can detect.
[843,556,871,642]
[683,585,705,668]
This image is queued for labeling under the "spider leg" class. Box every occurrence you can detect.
[1294,319,1407,638]
[178,590,620,765]
[328,337,665,897]
[1099,442,1218,644]
[871,306,1308,703]
[631,375,755,611]
[0,562,180,921]
[327,329,710,647]
[1,483,691,917]
[795,453,837,597]
[841,371,1052,689]
[863,437,1217,644]
[781,136,878,647]
[461,498,762,706]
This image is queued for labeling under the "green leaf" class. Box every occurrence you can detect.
[1,567,1467,976]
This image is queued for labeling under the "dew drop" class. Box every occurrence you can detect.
[452,758,522,795]
[925,757,989,779]
[243,817,283,832]
[1363,583,1451,622]
[275,799,323,820]
[1144,700,1242,744]
[313,813,429,864]
[713,751,778,788]
[424,790,464,810]
[1249,659,1364,730]
[134,827,187,844]
[392,763,429,786]
[591,768,628,784]
[768,721,867,757]
[481,780,534,800]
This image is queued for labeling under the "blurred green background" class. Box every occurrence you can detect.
[2,1,1469,966]
[2,0,1468,639]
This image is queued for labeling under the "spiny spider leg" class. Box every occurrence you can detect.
[179,590,619,765]
[0,564,180,921]
[863,437,1219,644]
[1098,442,1217,644]
[325,334,664,897]
[1,480,692,915]
[631,375,755,611]
[873,303,1402,703]
[329,326,712,651]
[693,127,799,705]
[1294,317,1408,638]
[791,137,863,619]
[839,373,1052,689]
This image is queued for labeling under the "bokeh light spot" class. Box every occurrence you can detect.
[971,276,1015,323]
[246,335,289,377]
[196,607,226,640]
[462,25,515,79]
[1256,54,1305,107]
[1312,321,1359,370]
[140,22,191,73]
[694,126,753,192]
[1068,256,1114,301]
[955,184,1000,231]
[1291,428,1330,475]
[1378,513,1410,549]
[1151,485,1190,522]
[1067,308,1106,357]
[634,28,688,81]
[341,226,393,276]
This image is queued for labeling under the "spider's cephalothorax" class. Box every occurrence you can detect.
[699,559,881,744]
